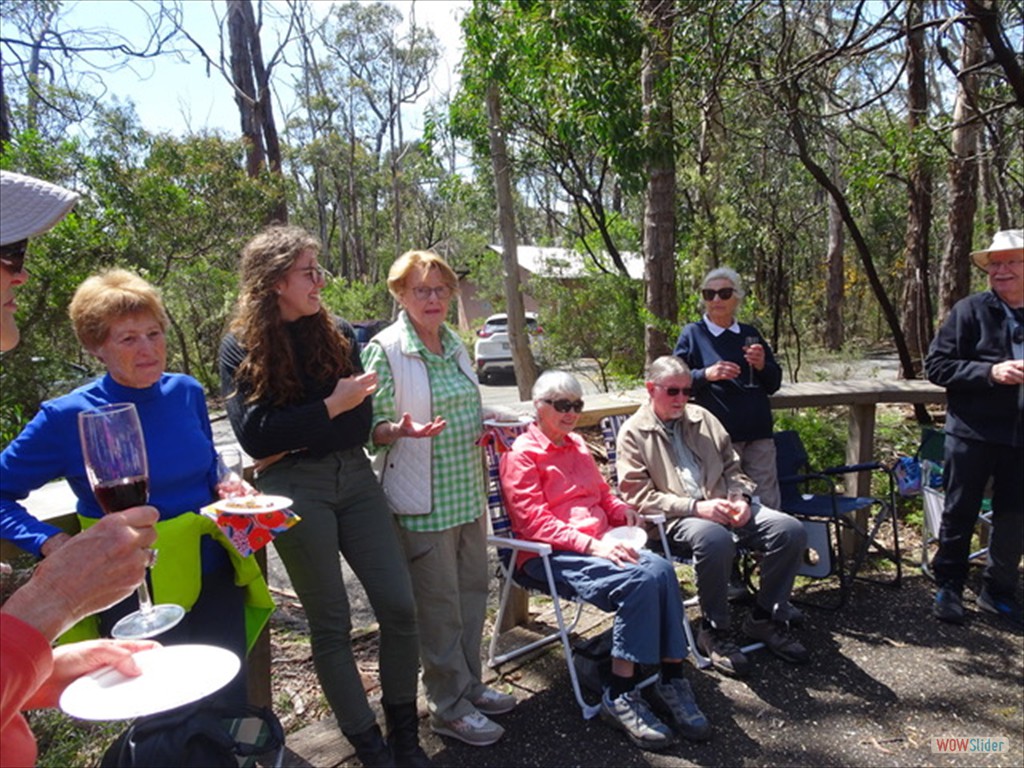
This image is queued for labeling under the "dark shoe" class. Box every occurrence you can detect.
[742,615,809,664]
[385,702,431,767]
[774,602,805,629]
[977,587,1024,629]
[600,689,675,751]
[345,723,394,768]
[647,678,712,742]
[933,586,966,625]
[696,621,750,677]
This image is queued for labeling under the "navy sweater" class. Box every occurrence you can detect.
[673,319,783,442]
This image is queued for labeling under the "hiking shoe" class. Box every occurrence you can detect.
[429,711,504,747]
[600,689,675,751]
[647,678,712,742]
[977,587,1024,629]
[696,622,750,677]
[471,687,517,715]
[933,586,966,625]
[774,602,805,628]
[742,615,809,664]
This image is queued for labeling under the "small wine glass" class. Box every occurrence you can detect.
[79,403,185,639]
[217,447,245,498]
[743,335,760,388]
[726,489,746,522]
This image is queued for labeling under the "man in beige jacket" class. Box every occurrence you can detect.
[616,356,807,677]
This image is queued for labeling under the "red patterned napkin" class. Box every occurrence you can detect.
[201,504,301,557]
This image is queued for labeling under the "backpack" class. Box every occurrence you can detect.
[573,627,614,696]
[100,704,284,768]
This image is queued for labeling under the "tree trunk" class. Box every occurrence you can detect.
[486,81,537,400]
[938,14,984,318]
[640,0,677,364]
[963,0,1024,108]
[899,0,933,377]
[824,133,845,352]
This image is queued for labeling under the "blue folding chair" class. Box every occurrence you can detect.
[773,430,902,609]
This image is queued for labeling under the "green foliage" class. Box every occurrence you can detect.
[320,277,395,323]
[27,709,122,768]
[531,272,645,389]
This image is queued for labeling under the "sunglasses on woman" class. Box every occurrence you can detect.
[702,287,735,301]
[543,398,585,413]
[0,239,28,275]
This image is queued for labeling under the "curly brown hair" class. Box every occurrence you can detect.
[228,224,353,406]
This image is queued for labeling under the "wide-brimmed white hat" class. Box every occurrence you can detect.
[970,228,1023,269]
[0,170,80,246]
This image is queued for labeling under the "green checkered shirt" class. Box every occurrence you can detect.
[362,316,486,532]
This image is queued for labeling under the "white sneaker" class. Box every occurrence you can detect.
[429,711,505,747]
[471,687,517,715]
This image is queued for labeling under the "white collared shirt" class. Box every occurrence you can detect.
[703,314,741,336]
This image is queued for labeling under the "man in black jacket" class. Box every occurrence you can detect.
[925,229,1023,628]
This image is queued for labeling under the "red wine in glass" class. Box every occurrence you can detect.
[94,476,150,515]
[78,403,184,639]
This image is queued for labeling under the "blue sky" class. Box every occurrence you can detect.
[57,0,469,137]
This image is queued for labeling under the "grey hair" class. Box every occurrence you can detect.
[532,370,583,404]
[700,266,745,301]
[647,355,691,383]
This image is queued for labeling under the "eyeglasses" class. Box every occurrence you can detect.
[297,265,327,284]
[655,384,693,397]
[543,398,585,413]
[411,285,452,301]
[985,259,1024,273]
[702,287,735,301]
[0,239,28,275]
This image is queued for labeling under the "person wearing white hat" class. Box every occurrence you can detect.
[1,171,162,767]
[0,170,80,352]
[925,228,1024,628]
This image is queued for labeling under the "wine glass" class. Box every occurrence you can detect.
[743,336,760,388]
[217,447,245,498]
[78,403,185,639]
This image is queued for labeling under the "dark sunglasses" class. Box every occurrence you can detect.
[702,287,735,301]
[0,239,28,274]
[655,384,694,397]
[543,398,585,414]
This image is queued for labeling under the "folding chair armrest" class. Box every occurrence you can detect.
[821,461,886,475]
[486,535,553,557]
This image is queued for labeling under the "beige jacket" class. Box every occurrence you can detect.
[615,400,755,519]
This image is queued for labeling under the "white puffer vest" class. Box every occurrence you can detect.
[371,320,477,516]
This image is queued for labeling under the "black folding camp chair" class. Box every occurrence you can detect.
[774,430,901,609]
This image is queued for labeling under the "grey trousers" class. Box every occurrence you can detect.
[398,513,490,722]
[668,504,806,628]
[259,447,420,735]
[733,437,781,509]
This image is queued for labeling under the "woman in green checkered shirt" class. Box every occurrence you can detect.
[364,250,516,749]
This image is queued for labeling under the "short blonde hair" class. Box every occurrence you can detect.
[387,250,459,300]
[69,269,169,349]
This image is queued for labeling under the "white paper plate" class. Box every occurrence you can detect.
[60,644,241,720]
[602,525,648,550]
[211,494,293,515]
[483,417,532,428]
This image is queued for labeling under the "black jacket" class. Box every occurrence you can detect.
[925,290,1023,448]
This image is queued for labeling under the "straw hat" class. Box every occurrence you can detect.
[970,229,1024,269]
[0,171,80,246]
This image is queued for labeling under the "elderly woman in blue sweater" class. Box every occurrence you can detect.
[0,269,267,706]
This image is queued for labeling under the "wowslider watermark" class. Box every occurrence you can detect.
[931,736,1008,754]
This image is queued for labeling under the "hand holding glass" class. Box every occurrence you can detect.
[743,336,760,388]
[78,403,184,639]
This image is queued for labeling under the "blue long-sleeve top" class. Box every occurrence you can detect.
[673,319,783,442]
[0,373,220,558]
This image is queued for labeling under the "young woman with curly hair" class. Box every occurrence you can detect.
[219,224,428,767]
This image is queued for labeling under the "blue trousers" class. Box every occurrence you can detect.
[522,549,687,665]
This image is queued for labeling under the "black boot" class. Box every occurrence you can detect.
[345,723,394,768]
[385,702,432,767]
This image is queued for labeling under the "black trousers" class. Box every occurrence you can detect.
[933,433,1024,596]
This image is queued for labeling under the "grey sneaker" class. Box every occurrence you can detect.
[696,622,750,677]
[742,615,809,664]
[471,687,517,715]
[600,689,675,751]
[429,711,504,747]
[976,586,1023,629]
[933,586,966,625]
[647,678,712,742]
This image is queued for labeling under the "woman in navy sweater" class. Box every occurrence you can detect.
[673,267,783,508]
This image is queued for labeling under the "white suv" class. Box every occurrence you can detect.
[474,312,543,384]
